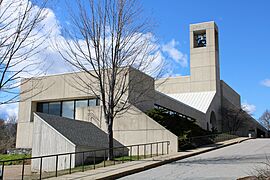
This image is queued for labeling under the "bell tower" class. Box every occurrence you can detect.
[189,21,220,93]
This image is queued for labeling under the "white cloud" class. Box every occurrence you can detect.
[162,39,188,67]
[261,79,270,87]
[0,0,185,118]
[0,103,18,120]
[242,102,256,115]
[0,0,69,83]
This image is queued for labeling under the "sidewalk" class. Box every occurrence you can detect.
[48,137,250,180]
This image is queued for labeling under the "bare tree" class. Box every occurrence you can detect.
[0,0,49,105]
[7,114,17,124]
[221,106,250,134]
[56,0,161,159]
[259,109,270,131]
[0,116,17,153]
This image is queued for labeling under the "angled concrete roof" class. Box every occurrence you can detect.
[35,113,123,148]
[167,91,216,113]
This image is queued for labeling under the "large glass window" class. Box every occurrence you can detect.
[88,99,97,106]
[37,103,49,114]
[62,101,75,119]
[48,102,61,116]
[36,97,100,119]
[76,100,88,108]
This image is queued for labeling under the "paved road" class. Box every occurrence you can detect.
[121,139,270,180]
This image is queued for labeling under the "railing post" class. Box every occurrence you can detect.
[150,144,152,157]
[93,151,96,169]
[144,144,146,159]
[130,146,132,161]
[40,157,43,180]
[137,145,139,160]
[55,155,58,177]
[122,147,124,163]
[1,162,4,180]
[104,150,106,167]
[82,152,84,172]
[156,143,158,156]
[113,148,115,165]
[162,142,164,155]
[22,159,25,180]
[69,154,72,174]
[167,142,169,154]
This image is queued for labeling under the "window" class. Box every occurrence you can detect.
[37,103,49,114]
[48,102,61,116]
[154,104,195,122]
[36,97,100,119]
[88,99,97,106]
[194,30,206,48]
[96,98,100,106]
[62,101,75,119]
[76,100,88,108]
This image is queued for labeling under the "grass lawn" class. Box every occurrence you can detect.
[28,154,158,179]
[0,154,31,165]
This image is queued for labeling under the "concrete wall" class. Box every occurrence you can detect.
[76,105,178,154]
[205,93,222,131]
[16,72,96,148]
[221,80,241,108]
[128,67,155,112]
[16,67,155,148]
[31,114,76,172]
[155,76,191,94]
[155,21,220,95]
[190,21,220,93]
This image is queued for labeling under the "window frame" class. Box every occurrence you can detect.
[36,97,100,119]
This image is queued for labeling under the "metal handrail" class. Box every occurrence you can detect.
[0,141,170,180]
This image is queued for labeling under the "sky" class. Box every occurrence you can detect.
[0,0,269,120]
[137,0,270,119]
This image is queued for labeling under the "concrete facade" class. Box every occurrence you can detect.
[32,113,128,172]
[76,105,178,154]
[32,114,76,172]
[155,21,266,135]
[16,21,268,172]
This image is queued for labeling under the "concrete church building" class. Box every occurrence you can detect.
[16,21,267,171]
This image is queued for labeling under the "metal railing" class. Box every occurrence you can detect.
[0,141,170,180]
[179,133,238,150]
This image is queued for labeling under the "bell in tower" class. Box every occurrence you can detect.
[189,21,220,92]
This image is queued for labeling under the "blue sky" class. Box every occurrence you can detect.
[1,0,269,120]
[140,0,270,119]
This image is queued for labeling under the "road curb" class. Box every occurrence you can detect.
[98,138,252,180]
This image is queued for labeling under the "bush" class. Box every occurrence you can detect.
[146,108,217,150]
[0,154,31,165]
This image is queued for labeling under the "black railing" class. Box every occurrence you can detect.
[179,133,238,150]
[0,141,170,180]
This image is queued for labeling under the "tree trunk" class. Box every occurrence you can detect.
[107,118,114,160]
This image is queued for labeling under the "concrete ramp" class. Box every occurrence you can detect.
[32,113,124,172]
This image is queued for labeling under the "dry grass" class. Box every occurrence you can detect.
[255,159,270,180]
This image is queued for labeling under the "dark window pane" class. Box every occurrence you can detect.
[49,102,61,116]
[37,103,42,112]
[96,98,100,106]
[76,100,88,108]
[62,101,74,119]
[37,103,49,113]
[88,99,97,106]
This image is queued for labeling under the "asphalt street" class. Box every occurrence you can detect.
[121,139,270,180]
